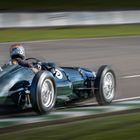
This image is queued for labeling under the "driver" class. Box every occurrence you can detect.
[8,44,40,73]
[10,44,32,67]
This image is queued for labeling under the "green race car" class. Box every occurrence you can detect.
[0,58,116,114]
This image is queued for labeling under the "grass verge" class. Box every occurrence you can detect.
[0,24,140,43]
[1,112,140,140]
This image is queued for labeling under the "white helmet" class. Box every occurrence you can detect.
[10,44,25,59]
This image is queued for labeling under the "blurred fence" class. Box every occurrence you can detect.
[0,11,140,28]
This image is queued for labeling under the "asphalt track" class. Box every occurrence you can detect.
[1,36,140,101]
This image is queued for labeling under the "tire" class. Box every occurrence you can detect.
[94,65,116,105]
[30,71,56,114]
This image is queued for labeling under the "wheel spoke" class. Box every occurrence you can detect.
[41,79,54,108]
[102,72,115,101]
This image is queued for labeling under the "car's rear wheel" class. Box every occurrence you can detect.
[30,71,56,114]
[94,65,116,105]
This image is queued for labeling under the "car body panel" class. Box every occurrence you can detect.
[0,63,96,107]
[0,65,34,104]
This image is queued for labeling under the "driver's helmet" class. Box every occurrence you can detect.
[10,44,25,60]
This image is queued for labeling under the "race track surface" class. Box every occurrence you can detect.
[0,36,140,101]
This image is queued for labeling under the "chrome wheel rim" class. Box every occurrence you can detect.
[102,72,115,101]
[41,79,54,108]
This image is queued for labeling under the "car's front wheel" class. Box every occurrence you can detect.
[30,71,56,114]
[94,65,116,105]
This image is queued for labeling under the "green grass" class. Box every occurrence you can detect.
[0,0,140,11]
[0,24,140,42]
[1,112,140,140]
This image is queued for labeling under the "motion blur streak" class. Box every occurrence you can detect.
[0,11,140,28]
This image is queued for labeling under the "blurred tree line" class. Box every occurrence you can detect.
[1,0,140,12]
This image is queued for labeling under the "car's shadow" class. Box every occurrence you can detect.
[0,105,37,118]
[0,102,98,118]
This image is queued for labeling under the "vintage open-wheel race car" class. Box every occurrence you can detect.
[0,57,116,114]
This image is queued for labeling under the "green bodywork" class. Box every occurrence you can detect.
[56,67,95,105]
[0,64,95,107]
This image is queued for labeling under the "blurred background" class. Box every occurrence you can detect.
[0,0,140,11]
[0,0,140,140]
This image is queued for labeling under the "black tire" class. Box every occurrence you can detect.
[94,65,116,105]
[30,71,56,114]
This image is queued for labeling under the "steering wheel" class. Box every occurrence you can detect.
[25,58,42,69]
[25,57,40,64]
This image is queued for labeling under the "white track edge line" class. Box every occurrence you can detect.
[122,75,140,79]
[113,96,140,102]
[75,96,140,106]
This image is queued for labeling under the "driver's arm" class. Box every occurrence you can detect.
[15,58,40,73]
[15,58,33,68]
